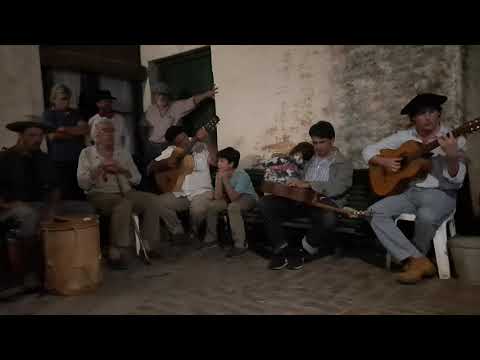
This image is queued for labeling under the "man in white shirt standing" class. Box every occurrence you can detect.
[88,90,132,153]
[143,82,217,162]
[147,123,217,244]
[363,93,467,284]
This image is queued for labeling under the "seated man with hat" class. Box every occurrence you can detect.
[0,117,94,289]
[143,82,218,162]
[88,90,132,153]
[363,93,467,284]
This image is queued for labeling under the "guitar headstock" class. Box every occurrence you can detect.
[461,117,480,135]
[202,115,220,133]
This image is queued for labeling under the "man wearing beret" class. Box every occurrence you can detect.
[0,117,93,289]
[363,93,467,284]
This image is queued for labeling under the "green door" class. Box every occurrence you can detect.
[150,46,217,145]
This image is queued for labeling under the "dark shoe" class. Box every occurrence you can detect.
[269,255,288,270]
[171,233,190,246]
[108,257,129,271]
[146,250,163,259]
[199,241,218,250]
[287,254,304,270]
[226,247,248,258]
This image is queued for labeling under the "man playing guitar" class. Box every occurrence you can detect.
[259,121,353,270]
[148,121,218,245]
[363,93,467,284]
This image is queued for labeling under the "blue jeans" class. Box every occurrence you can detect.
[368,187,456,262]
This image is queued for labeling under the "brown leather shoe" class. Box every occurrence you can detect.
[395,257,436,284]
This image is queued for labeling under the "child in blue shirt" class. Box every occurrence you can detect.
[203,147,258,257]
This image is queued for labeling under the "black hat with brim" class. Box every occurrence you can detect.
[6,121,54,133]
[401,93,447,116]
[95,90,117,102]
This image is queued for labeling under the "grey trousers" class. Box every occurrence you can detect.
[0,201,95,239]
[87,191,164,258]
[155,191,214,235]
[204,195,257,248]
[368,187,456,262]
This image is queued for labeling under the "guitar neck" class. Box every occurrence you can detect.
[311,201,350,216]
[422,127,464,155]
[262,181,355,217]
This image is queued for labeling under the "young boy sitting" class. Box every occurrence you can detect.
[202,147,258,257]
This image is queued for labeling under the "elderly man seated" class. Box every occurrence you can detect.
[77,118,169,270]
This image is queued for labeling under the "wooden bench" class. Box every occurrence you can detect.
[220,168,378,254]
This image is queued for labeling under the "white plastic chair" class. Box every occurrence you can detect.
[385,209,456,279]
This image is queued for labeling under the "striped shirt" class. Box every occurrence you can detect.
[304,153,335,182]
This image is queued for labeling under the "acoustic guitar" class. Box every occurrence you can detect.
[369,118,480,197]
[262,181,366,218]
[153,116,220,194]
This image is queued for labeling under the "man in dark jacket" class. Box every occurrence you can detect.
[0,117,92,288]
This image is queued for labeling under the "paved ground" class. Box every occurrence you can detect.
[1,245,480,315]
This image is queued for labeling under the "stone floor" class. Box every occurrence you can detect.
[1,245,480,315]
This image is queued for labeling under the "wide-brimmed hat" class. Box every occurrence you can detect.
[6,115,54,133]
[95,89,117,102]
[401,93,447,116]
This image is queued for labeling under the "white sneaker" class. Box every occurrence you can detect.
[301,236,318,256]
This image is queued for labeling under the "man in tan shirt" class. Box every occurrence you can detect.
[78,119,167,270]
[143,82,218,161]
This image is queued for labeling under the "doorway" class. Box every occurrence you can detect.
[149,46,217,146]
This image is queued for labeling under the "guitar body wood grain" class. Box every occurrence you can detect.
[369,140,433,196]
[155,153,195,193]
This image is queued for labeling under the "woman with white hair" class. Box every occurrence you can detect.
[42,84,89,201]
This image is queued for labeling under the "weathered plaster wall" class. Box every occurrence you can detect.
[141,45,463,170]
[332,45,463,168]
[0,45,44,148]
[141,45,337,168]
[464,45,480,216]
[212,45,335,168]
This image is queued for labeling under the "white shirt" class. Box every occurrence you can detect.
[77,145,141,195]
[145,98,196,143]
[88,113,132,153]
[362,125,467,188]
[155,141,212,200]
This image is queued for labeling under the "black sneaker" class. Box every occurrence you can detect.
[226,247,248,258]
[108,257,129,271]
[287,255,304,270]
[269,255,288,270]
[171,233,190,246]
[199,241,218,250]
